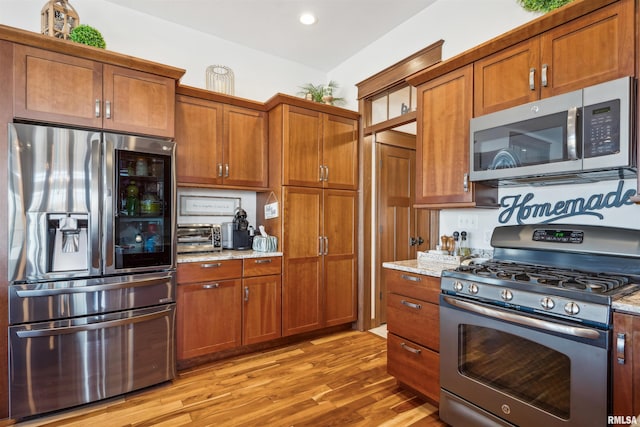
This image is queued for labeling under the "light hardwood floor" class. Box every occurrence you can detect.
[7,330,446,427]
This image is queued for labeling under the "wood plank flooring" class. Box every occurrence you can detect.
[9,330,447,427]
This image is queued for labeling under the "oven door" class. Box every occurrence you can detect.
[440,294,609,427]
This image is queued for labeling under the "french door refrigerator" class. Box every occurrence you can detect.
[7,122,177,419]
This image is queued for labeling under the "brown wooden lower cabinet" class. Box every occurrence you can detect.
[612,311,640,416]
[385,267,441,402]
[177,256,282,361]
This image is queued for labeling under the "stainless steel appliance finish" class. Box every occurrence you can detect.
[8,125,101,282]
[7,123,177,419]
[470,77,635,186]
[439,224,640,427]
[177,224,222,253]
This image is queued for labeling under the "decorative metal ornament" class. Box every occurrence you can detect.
[41,0,79,40]
[206,65,235,95]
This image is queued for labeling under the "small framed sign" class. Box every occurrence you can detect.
[179,195,240,216]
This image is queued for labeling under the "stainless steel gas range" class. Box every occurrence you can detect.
[439,224,640,427]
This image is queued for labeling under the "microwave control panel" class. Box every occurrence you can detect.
[583,99,620,158]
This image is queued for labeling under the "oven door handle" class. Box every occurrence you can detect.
[443,296,602,340]
[15,275,173,298]
[15,307,173,338]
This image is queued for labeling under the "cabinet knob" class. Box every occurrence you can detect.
[202,283,220,289]
[105,100,112,119]
[95,99,101,118]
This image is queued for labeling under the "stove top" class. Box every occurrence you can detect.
[440,224,640,327]
[454,260,635,296]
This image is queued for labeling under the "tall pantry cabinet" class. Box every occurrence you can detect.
[261,95,359,336]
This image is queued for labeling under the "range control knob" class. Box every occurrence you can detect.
[468,283,479,295]
[500,289,513,301]
[564,302,580,315]
[540,297,555,310]
[453,281,464,292]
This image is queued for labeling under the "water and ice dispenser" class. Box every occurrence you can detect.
[48,213,90,273]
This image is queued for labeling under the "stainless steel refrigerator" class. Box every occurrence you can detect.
[7,123,177,419]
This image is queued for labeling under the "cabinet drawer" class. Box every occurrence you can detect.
[387,333,439,403]
[387,293,439,351]
[385,268,440,304]
[243,257,282,277]
[177,259,242,284]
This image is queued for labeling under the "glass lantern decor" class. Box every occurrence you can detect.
[41,0,79,40]
[206,65,235,95]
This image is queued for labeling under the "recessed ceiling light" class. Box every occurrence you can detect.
[299,12,317,25]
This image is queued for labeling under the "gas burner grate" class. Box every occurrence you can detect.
[455,261,631,294]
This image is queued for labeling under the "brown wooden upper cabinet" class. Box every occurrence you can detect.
[474,0,634,116]
[281,105,358,190]
[175,94,268,189]
[13,45,176,138]
[416,64,495,208]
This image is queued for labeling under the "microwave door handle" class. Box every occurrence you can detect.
[567,106,579,160]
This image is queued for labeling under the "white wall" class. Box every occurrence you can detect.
[329,0,539,110]
[0,0,326,101]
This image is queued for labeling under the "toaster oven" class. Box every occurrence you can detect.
[177,224,222,253]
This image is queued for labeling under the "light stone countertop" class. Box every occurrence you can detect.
[178,250,282,263]
[613,290,640,315]
[382,259,459,278]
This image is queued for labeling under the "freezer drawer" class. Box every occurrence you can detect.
[9,304,176,419]
[9,271,175,324]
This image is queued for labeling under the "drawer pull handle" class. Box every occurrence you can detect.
[201,263,222,268]
[401,300,422,310]
[400,274,421,283]
[617,332,626,364]
[203,283,220,289]
[255,259,272,264]
[400,342,421,355]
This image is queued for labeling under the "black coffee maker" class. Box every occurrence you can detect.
[232,208,251,250]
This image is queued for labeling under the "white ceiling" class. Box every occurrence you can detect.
[103,0,438,71]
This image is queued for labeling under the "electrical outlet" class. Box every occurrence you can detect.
[457,214,479,230]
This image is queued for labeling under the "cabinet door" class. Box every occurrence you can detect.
[282,106,323,187]
[242,274,282,345]
[223,105,268,188]
[416,64,476,207]
[474,38,540,116]
[323,114,358,190]
[612,311,640,417]
[282,186,323,336]
[175,95,224,186]
[177,278,242,360]
[103,65,175,138]
[324,190,357,326]
[13,45,103,128]
[540,0,634,98]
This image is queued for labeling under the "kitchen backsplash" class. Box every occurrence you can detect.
[440,178,638,250]
[177,188,257,228]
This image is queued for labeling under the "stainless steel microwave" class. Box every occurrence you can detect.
[470,77,635,185]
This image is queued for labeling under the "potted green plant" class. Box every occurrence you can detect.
[69,24,106,49]
[297,81,344,105]
[517,0,573,12]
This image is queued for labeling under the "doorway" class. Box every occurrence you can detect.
[371,130,435,327]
